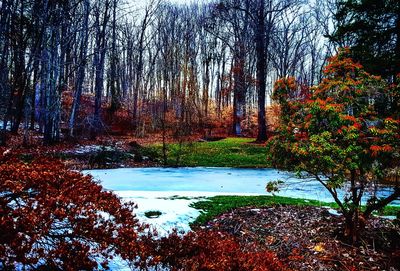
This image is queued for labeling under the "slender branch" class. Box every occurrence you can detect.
[315,174,348,216]
[363,187,400,218]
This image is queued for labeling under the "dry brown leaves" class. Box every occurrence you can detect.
[202,206,400,271]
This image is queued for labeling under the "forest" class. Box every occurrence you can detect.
[0,0,337,144]
[0,0,400,270]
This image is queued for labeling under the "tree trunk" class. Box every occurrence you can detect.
[344,210,366,245]
[91,1,110,140]
[69,0,90,137]
[10,1,28,135]
[0,0,11,145]
[232,46,246,136]
[109,0,120,114]
[133,8,151,128]
[256,0,267,142]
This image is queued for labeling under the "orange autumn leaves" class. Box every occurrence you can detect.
[271,50,399,161]
[154,230,288,271]
[267,49,400,197]
[0,157,149,270]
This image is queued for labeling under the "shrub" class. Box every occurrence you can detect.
[0,157,151,270]
[154,230,288,271]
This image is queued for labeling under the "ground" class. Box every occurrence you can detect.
[199,205,400,271]
[190,196,400,225]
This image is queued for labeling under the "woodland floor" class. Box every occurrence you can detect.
[198,205,400,271]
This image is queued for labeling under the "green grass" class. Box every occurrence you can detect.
[190,195,400,227]
[142,137,269,167]
[381,205,400,217]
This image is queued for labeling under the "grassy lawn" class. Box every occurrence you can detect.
[190,195,400,227]
[142,137,269,167]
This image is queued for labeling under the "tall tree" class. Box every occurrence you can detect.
[254,0,268,141]
[69,0,90,137]
[109,0,121,113]
[91,0,111,139]
[332,0,400,78]
[212,0,251,136]
[0,0,12,145]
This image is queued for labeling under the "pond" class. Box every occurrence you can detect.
[86,167,398,204]
[85,167,399,233]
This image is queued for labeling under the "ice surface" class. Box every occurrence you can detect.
[86,167,399,205]
[86,167,294,194]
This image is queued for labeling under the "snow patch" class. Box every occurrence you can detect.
[0,121,11,131]
[115,191,262,235]
[67,145,117,155]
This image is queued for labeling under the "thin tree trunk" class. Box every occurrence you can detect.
[91,1,110,139]
[69,0,90,137]
[256,0,267,142]
[109,0,120,113]
[232,46,246,136]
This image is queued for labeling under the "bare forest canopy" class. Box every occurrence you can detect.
[0,0,337,145]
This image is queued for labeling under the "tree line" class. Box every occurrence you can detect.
[0,0,397,145]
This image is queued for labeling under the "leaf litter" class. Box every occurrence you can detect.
[199,205,400,271]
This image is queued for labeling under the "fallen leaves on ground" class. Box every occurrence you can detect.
[200,206,400,271]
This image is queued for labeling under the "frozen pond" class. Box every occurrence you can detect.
[86,167,398,204]
[85,167,399,233]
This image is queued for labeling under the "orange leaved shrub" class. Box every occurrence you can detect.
[154,230,289,271]
[0,157,151,270]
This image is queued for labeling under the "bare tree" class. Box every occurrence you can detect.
[91,0,111,139]
[69,0,90,137]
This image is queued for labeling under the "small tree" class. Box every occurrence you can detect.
[267,48,400,243]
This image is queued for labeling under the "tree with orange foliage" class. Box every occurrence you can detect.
[267,48,400,244]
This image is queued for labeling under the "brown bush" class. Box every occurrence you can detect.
[155,229,289,271]
[0,157,151,270]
